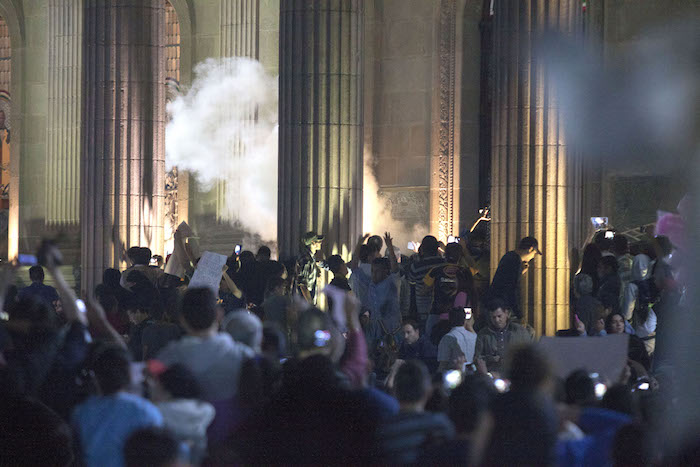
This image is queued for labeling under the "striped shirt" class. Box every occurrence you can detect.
[407,255,445,318]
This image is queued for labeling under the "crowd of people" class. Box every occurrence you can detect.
[0,221,695,466]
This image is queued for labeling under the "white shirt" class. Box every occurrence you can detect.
[437,326,477,363]
[157,332,254,402]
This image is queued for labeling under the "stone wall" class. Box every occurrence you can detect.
[365,0,437,235]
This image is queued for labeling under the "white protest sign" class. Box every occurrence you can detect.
[537,333,629,383]
[188,251,228,293]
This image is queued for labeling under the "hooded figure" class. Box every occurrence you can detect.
[621,254,657,353]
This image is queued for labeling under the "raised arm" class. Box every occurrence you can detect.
[222,266,243,299]
[43,244,87,326]
[86,297,127,349]
[384,232,399,274]
[348,233,369,271]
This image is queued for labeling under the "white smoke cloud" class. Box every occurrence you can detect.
[165,57,278,242]
[362,162,428,256]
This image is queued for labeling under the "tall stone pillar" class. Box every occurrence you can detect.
[81,0,165,291]
[278,0,363,259]
[490,0,583,335]
[47,0,83,227]
[217,0,260,222]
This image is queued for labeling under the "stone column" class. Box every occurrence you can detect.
[490,0,582,335]
[278,0,363,259]
[81,0,165,291]
[217,0,260,222]
[47,0,83,227]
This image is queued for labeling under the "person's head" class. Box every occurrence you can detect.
[517,236,542,263]
[419,235,440,257]
[597,255,618,279]
[127,246,151,266]
[91,346,131,395]
[0,396,74,466]
[103,268,122,288]
[224,311,263,353]
[573,273,594,297]
[444,243,463,264]
[301,231,324,254]
[256,245,271,262]
[402,320,421,345]
[449,307,468,328]
[486,298,510,331]
[239,250,255,266]
[265,276,286,297]
[581,243,602,273]
[28,265,45,283]
[326,254,348,277]
[612,235,629,256]
[296,307,332,355]
[394,360,432,407]
[367,235,383,253]
[506,344,552,393]
[152,363,202,401]
[179,287,220,334]
[631,254,652,281]
[605,312,626,334]
[449,374,495,435]
[594,231,613,252]
[124,427,180,467]
[564,369,597,405]
[371,257,391,284]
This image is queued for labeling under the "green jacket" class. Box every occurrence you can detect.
[474,322,534,373]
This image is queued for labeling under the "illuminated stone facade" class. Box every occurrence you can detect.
[0,0,696,331]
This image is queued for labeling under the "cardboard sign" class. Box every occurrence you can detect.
[537,333,629,383]
[188,251,228,293]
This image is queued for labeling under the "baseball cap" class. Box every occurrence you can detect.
[519,236,542,255]
[302,231,324,246]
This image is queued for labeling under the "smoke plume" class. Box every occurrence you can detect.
[362,163,428,256]
[165,57,278,242]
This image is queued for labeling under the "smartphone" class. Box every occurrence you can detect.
[234,244,242,255]
[18,254,38,266]
[443,370,462,390]
[590,216,608,230]
[75,299,87,314]
[605,231,615,239]
[313,329,332,348]
[407,242,415,251]
[463,307,472,320]
[493,378,509,393]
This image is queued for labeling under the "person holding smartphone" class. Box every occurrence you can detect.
[437,307,477,372]
[485,236,542,322]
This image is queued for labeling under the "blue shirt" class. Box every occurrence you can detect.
[72,392,163,467]
[18,282,59,308]
[356,272,401,348]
